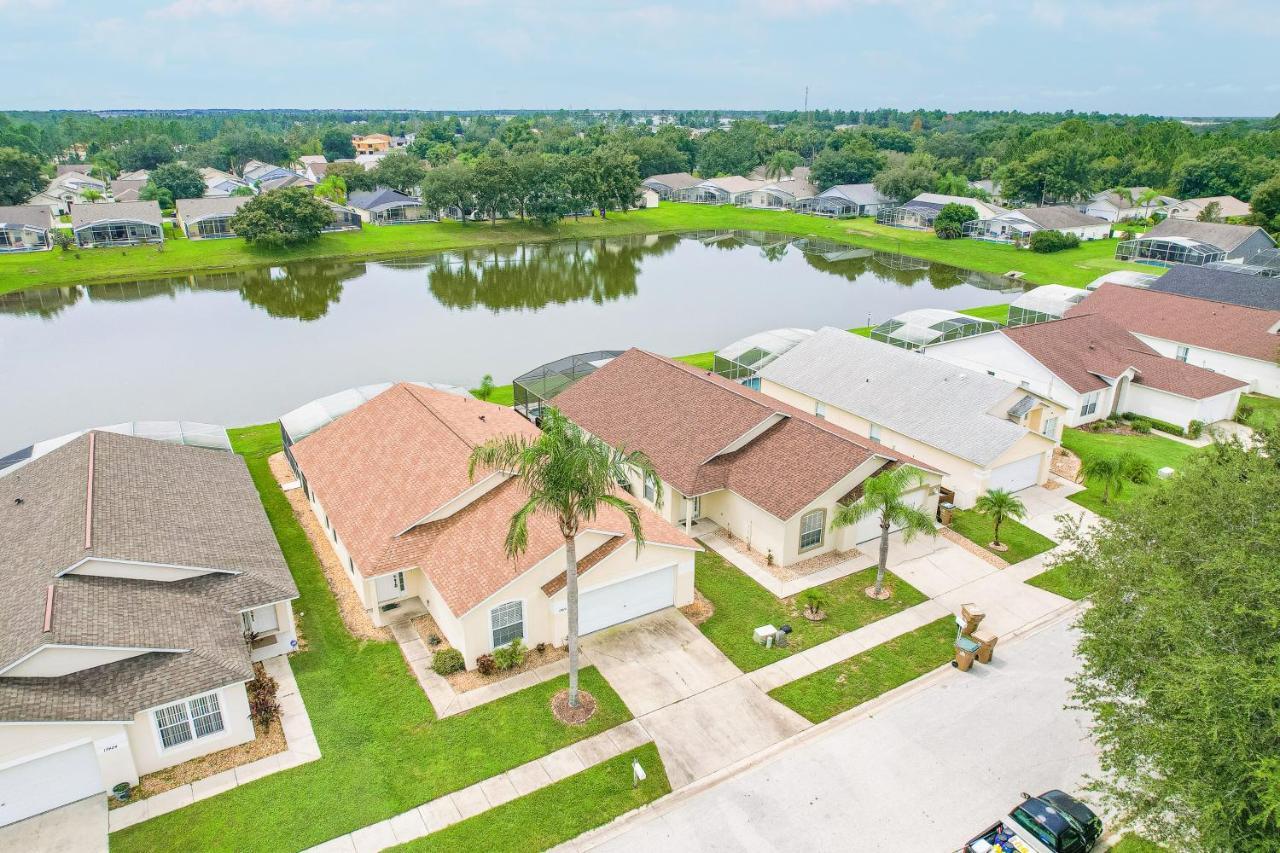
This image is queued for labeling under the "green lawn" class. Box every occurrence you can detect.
[1237,393,1280,432]
[948,508,1055,565]
[390,744,669,852]
[958,302,1011,324]
[1060,428,1197,517]
[1109,835,1167,853]
[0,203,1149,295]
[694,550,927,672]
[768,616,957,723]
[1025,562,1092,601]
[112,424,633,853]
[674,350,715,371]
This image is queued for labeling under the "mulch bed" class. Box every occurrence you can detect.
[551,689,597,725]
[679,589,715,626]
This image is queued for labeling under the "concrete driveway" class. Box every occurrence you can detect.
[584,610,809,789]
[566,610,1098,852]
[0,795,108,853]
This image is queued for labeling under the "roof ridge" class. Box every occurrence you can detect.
[402,384,478,452]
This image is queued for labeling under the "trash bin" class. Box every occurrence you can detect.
[960,603,985,636]
[971,629,998,664]
[953,636,979,672]
[939,502,955,526]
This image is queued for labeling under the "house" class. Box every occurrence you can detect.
[735,172,818,210]
[286,384,697,667]
[27,172,107,216]
[877,193,1006,229]
[303,161,330,183]
[352,133,392,155]
[175,196,250,239]
[320,200,363,232]
[258,174,315,193]
[713,328,814,388]
[800,183,892,218]
[1081,188,1178,222]
[116,170,150,183]
[1146,264,1280,311]
[296,154,326,171]
[0,431,298,829]
[354,152,389,171]
[923,311,1246,429]
[240,160,296,185]
[676,176,766,205]
[641,173,701,201]
[968,179,1001,201]
[553,349,944,567]
[963,206,1111,243]
[1068,283,1280,396]
[1007,284,1090,326]
[70,201,163,248]
[347,187,432,224]
[0,206,55,252]
[757,328,1064,507]
[1115,218,1276,266]
[199,167,252,198]
[1163,195,1252,221]
[55,164,95,177]
[109,178,146,203]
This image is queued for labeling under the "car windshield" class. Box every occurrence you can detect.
[1011,806,1061,848]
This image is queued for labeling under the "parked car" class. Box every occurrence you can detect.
[965,790,1103,853]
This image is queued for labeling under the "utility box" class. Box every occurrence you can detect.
[753,624,777,646]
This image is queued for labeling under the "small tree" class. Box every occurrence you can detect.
[474,374,494,401]
[79,188,103,203]
[933,203,977,239]
[138,182,174,209]
[830,466,936,599]
[1197,200,1223,222]
[1081,451,1154,505]
[147,162,205,201]
[231,185,255,197]
[973,488,1027,548]
[229,186,334,248]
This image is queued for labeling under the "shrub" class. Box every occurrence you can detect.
[426,633,441,647]
[431,647,464,676]
[1235,403,1255,424]
[52,230,75,251]
[1029,229,1081,253]
[475,653,496,676]
[933,203,977,240]
[247,671,281,728]
[1188,420,1204,439]
[1123,412,1183,436]
[1131,418,1152,434]
[492,638,526,671]
[802,590,827,617]
[535,642,547,655]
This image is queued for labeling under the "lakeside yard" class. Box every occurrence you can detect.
[1060,427,1197,518]
[0,203,1148,295]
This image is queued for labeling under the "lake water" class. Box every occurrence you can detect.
[0,230,1023,453]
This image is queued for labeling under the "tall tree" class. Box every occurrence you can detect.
[370,151,427,195]
[810,143,883,190]
[1249,174,1280,230]
[468,408,660,708]
[114,137,176,172]
[228,186,334,248]
[470,155,514,224]
[320,127,355,161]
[0,146,44,205]
[582,145,640,218]
[420,160,475,220]
[146,162,205,201]
[763,149,803,180]
[830,466,936,598]
[874,157,939,202]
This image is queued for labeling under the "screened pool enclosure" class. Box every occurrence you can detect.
[713,328,814,387]
[1115,235,1226,267]
[513,351,623,421]
[870,308,1001,350]
[1007,285,1088,326]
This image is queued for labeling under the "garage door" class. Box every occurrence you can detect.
[0,742,103,827]
[988,454,1042,494]
[579,565,676,635]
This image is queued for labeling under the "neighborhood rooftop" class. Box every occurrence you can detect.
[1141,217,1273,255]
[1148,264,1280,311]
[69,200,163,228]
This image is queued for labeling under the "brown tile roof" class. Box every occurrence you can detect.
[1004,312,1246,400]
[552,349,939,521]
[290,384,696,616]
[1069,283,1280,363]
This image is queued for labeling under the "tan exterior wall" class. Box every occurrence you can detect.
[127,683,255,777]
[0,722,136,790]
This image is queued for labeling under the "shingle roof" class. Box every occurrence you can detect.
[911,193,1006,219]
[1010,206,1109,230]
[758,327,1035,466]
[1172,196,1251,218]
[109,179,146,202]
[1147,265,1280,311]
[0,205,55,230]
[1069,283,1280,363]
[289,384,695,616]
[759,175,817,200]
[347,187,420,212]
[176,195,250,222]
[818,184,890,205]
[69,200,162,228]
[1143,217,1271,254]
[642,172,701,190]
[259,174,315,192]
[1005,312,1247,399]
[0,432,296,721]
[553,349,939,520]
[699,176,767,194]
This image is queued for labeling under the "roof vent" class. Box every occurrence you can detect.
[478,415,486,422]
[13,497,22,506]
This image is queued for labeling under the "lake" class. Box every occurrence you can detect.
[0,230,1023,453]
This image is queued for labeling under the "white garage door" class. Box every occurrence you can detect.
[988,454,1042,494]
[0,742,103,827]
[579,565,676,635]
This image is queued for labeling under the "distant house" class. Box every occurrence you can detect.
[1147,264,1280,311]
[347,187,432,224]
[175,196,251,239]
[1163,195,1252,221]
[28,171,107,216]
[1116,218,1275,266]
[758,327,1065,507]
[1081,188,1178,222]
[303,161,330,183]
[968,179,1001,201]
[1072,283,1280,396]
[735,172,818,210]
[240,160,296,185]
[109,178,146,203]
[963,206,1111,243]
[877,193,1006,230]
[320,200,363,232]
[676,176,766,205]
[354,152,388,171]
[296,154,327,170]
[0,431,298,830]
[352,133,392,155]
[641,172,700,201]
[116,169,150,182]
[199,167,252,198]
[70,200,163,248]
[800,183,892,218]
[923,311,1246,429]
[257,173,315,193]
[55,163,95,177]
[0,205,56,252]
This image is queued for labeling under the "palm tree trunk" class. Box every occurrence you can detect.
[993,515,1002,547]
[564,533,580,708]
[876,516,890,596]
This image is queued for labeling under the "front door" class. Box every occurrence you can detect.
[374,571,406,603]
[691,495,702,520]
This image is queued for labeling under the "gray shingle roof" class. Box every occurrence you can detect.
[642,172,701,190]
[348,187,421,212]
[0,432,296,722]
[176,195,250,223]
[69,200,162,229]
[819,184,890,205]
[757,327,1033,466]
[1144,217,1270,254]
[1149,265,1280,311]
[1012,206,1109,230]
[0,205,55,230]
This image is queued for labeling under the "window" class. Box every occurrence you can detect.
[643,474,657,502]
[1080,391,1100,417]
[1042,416,1059,438]
[491,601,524,648]
[868,422,881,442]
[799,509,825,551]
[1176,345,1189,362]
[814,401,827,419]
[154,692,224,750]
[241,604,279,635]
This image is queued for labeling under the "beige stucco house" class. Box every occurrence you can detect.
[554,349,944,568]
[756,328,1065,509]
[287,384,698,669]
[0,432,298,829]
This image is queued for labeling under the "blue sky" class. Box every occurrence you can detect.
[2,0,1276,116]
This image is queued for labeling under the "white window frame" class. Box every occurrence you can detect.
[1080,391,1100,417]
[1042,416,1059,438]
[241,604,280,635]
[490,600,525,649]
[868,422,882,442]
[799,508,826,552]
[642,474,657,502]
[814,401,827,419]
[1175,345,1189,362]
[152,690,225,752]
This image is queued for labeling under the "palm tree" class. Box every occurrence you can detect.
[764,150,802,180]
[1081,452,1155,504]
[468,407,660,709]
[973,488,1027,548]
[79,188,103,203]
[830,466,936,599]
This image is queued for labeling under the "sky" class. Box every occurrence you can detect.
[2,0,1277,117]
